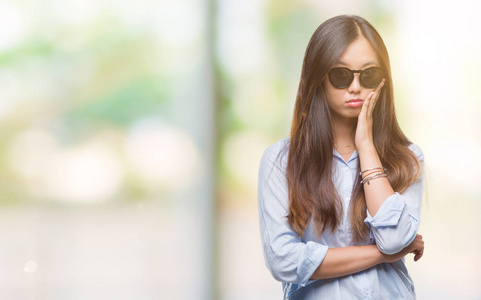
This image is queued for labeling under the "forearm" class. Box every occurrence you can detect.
[358,145,395,216]
[310,245,384,280]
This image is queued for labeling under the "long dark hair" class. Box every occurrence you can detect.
[287,15,421,242]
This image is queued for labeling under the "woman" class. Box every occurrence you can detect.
[257,15,425,299]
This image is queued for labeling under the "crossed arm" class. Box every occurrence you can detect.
[309,143,425,280]
[311,83,425,280]
[311,235,424,280]
[258,141,424,284]
[259,81,425,282]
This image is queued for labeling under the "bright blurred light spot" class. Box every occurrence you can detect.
[223,131,271,188]
[126,120,201,192]
[394,0,481,191]
[154,0,203,47]
[44,142,123,203]
[0,3,25,51]
[49,0,100,26]
[218,0,269,75]
[152,0,204,73]
[8,130,123,203]
[425,140,481,195]
[24,260,38,273]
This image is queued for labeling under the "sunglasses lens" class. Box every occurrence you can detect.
[360,67,383,88]
[328,68,352,88]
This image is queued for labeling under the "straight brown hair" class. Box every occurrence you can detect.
[286,15,421,242]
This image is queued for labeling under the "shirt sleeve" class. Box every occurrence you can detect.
[363,143,425,255]
[257,140,329,287]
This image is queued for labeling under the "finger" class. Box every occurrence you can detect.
[366,79,385,118]
[411,249,419,260]
[359,92,370,119]
[364,91,375,119]
[414,241,425,261]
[374,78,386,93]
[414,249,424,261]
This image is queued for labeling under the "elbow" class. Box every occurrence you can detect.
[270,266,291,282]
[376,240,405,255]
[267,258,300,283]
[374,231,416,255]
[263,239,327,284]
[263,240,301,283]
[372,217,419,255]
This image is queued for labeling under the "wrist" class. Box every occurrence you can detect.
[368,245,387,264]
[356,142,376,154]
[373,247,388,264]
[379,252,390,264]
[357,145,378,160]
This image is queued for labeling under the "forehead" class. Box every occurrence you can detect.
[335,37,379,68]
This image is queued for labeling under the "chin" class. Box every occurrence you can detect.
[331,108,361,121]
[346,111,361,118]
[333,114,359,123]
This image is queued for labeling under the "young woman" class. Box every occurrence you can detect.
[257,15,425,299]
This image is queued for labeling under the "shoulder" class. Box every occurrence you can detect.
[262,136,289,156]
[407,142,424,162]
[259,137,290,173]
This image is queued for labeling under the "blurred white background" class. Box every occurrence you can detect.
[0,0,479,299]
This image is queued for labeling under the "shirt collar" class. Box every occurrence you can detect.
[333,149,359,166]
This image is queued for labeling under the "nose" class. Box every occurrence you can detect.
[347,74,362,93]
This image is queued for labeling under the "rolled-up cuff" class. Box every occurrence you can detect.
[364,192,405,228]
[297,241,328,286]
[286,242,329,297]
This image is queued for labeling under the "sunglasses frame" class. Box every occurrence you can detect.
[328,67,384,89]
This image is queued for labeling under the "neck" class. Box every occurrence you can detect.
[331,115,357,146]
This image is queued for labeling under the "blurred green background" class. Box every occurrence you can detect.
[0,0,479,299]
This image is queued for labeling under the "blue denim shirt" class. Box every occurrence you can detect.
[257,137,424,300]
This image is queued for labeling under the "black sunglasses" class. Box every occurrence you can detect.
[328,67,384,89]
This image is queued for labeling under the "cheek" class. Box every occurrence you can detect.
[325,88,344,106]
[323,80,346,108]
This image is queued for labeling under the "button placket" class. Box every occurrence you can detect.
[342,196,350,243]
[362,290,373,299]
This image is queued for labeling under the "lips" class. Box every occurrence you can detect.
[346,98,364,107]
